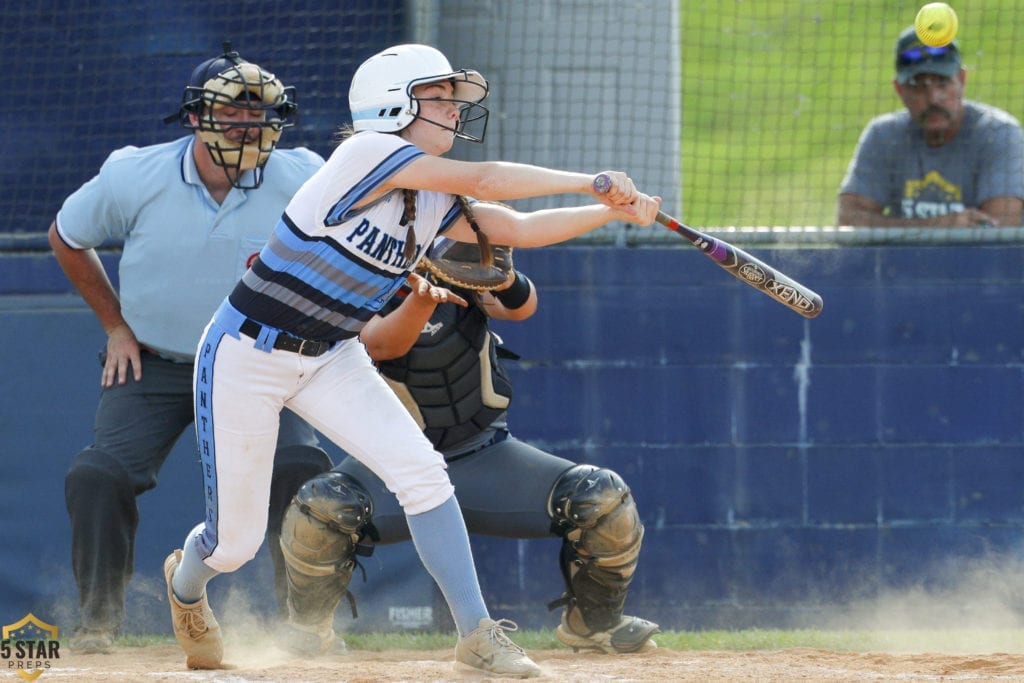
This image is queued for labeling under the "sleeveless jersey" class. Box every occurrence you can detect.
[376,287,513,452]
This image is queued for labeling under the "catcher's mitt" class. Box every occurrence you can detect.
[419,239,514,291]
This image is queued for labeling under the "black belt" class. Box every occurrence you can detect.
[239,319,334,357]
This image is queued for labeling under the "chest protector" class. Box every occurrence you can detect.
[376,296,513,451]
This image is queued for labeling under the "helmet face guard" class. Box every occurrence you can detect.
[167,45,297,189]
[349,44,489,143]
[406,72,489,143]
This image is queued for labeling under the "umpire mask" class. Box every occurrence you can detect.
[165,43,297,189]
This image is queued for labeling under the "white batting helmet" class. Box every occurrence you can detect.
[349,44,489,142]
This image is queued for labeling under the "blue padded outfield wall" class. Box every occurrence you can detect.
[3,242,1024,635]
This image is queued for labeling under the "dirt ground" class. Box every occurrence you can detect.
[15,644,1024,682]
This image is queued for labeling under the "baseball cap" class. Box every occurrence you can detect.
[186,49,247,90]
[895,25,962,84]
[163,42,252,124]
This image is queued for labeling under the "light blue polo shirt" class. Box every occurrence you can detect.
[56,136,324,361]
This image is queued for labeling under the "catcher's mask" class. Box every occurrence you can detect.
[349,43,489,143]
[164,42,297,189]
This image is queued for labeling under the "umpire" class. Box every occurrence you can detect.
[48,44,331,652]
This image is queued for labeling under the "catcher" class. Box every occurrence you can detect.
[278,237,660,656]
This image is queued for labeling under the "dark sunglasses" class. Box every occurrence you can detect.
[898,45,957,66]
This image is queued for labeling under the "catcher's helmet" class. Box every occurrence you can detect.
[349,44,489,142]
[164,42,297,189]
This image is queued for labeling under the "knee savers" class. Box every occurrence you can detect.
[279,471,374,626]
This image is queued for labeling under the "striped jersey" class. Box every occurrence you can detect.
[229,131,463,341]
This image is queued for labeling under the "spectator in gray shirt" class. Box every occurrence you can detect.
[838,26,1024,227]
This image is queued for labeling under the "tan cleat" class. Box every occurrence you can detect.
[455,618,541,678]
[556,612,660,654]
[163,549,223,669]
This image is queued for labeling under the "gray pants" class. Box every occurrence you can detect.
[65,350,330,633]
[332,431,575,542]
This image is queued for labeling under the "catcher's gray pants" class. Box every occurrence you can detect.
[64,349,330,634]
[332,430,575,542]
[329,430,573,630]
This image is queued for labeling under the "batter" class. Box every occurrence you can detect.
[163,43,660,678]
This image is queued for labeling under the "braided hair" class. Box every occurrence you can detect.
[455,195,493,267]
[400,191,493,266]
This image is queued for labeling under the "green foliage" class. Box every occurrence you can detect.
[679,0,1024,228]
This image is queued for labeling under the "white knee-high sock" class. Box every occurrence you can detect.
[406,495,488,636]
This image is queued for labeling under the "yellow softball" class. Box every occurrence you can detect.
[915,3,959,47]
